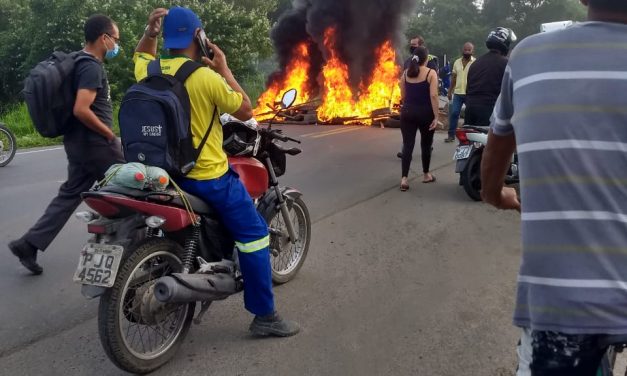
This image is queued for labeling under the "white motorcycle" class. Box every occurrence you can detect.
[453,125,518,201]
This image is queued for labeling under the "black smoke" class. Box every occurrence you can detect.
[269,0,415,94]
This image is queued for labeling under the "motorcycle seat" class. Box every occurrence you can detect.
[462,125,490,133]
[88,185,215,215]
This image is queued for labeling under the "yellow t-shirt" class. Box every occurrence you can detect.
[133,52,243,180]
[452,56,476,95]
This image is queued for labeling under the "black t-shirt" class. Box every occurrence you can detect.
[465,51,508,107]
[64,51,113,144]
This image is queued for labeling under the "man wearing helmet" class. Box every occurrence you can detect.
[132,7,299,337]
[464,27,516,127]
[482,0,627,373]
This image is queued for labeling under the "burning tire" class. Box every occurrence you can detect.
[385,116,401,129]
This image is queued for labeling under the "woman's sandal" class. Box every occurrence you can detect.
[422,175,436,184]
[400,183,409,191]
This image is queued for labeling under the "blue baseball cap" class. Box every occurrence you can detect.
[163,7,202,49]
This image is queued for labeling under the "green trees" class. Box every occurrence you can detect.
[0,0,274,109]
[407,0,587,63]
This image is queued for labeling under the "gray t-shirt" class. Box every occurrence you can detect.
[492,21,627,334]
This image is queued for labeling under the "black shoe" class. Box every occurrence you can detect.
[250,312,300,337]
[9,239,43,275]
[444,137,454,143]
[397,152,403,159]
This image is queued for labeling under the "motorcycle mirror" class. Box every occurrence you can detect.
[281,89,298,109]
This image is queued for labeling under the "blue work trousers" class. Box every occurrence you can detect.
[178,169,274,316]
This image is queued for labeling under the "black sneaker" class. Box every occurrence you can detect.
[444,137,455,143]
[9,239,43,275]
[250,312,300,337]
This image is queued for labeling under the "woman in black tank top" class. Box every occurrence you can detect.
[399,46,439,191]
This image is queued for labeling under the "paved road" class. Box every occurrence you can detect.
[0,125,523,375]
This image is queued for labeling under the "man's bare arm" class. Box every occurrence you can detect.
[202,42,253,120]
[481,130,520,211]
[135,8,168,56]
[73,89,116,141]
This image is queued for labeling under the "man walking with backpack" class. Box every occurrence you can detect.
[131,6,299,337]
[8,15,124,274]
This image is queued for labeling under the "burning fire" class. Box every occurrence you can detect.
[254,28,401,125]
[253,42,311,119]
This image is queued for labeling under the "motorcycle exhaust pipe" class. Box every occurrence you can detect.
[154,273,240,304]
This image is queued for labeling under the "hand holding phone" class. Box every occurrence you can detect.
[197,30,215,61]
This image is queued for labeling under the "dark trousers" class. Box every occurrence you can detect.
[517,329,609,376]
[464,104,495,127]
[401,106,435,177]
[22,140,124,250]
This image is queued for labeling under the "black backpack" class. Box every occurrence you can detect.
[119,60,217,177]
[23,51,96,138]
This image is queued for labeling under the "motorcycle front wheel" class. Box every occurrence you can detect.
[264,196,311,284]
[0,124,17,167]
[98,238,195,374]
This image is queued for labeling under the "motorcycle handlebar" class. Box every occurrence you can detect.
[261,128,301,144]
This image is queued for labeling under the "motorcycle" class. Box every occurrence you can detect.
[453,125,519,201]
[0,122,17,167]
[72,89,311,374]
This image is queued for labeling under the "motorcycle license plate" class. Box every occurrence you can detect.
[453,145,472,160]
[73,244,123,288]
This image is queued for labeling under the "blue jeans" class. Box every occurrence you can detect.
[177,169,274,316]
[448,94,466,139]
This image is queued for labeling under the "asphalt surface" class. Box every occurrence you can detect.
[0,125,525,375]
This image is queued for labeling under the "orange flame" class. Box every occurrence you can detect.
[318,29,400,124]
[255,27,401,125]
[253,42,312,119]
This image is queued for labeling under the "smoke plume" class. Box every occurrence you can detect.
[270,0,415,94]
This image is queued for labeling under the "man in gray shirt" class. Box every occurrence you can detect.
[482,0,627,373]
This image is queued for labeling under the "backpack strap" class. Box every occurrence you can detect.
[148,59,162,76]
[194,105,218,160]
[174,60,203,83]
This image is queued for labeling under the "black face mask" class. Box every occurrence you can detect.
[410,46,417,54]
[463,53,472,59]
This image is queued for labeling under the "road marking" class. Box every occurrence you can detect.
[310,127,365,139]
[16,147,64,155]
[301,127,360,138]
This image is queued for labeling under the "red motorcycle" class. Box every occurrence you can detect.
[72,89,311,374]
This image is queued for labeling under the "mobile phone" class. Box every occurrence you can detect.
[197,29,215,60]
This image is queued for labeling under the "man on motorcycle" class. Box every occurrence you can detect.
[464,28,514,127]
[482,0,627,373]
[133,7,299,337]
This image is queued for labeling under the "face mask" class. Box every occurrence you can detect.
[463,53,473,59]
[409,46,417,54]
[104,35,120,59]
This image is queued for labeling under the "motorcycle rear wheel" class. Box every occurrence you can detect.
[0,124,17,167]
[462,152,483,202]
[265,196,311,284]
[98,238,195,374]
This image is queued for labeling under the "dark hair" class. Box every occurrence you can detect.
[407,46,429,78]
[84,14,115,43]
[412,35,425,47]
[588,0,627,12]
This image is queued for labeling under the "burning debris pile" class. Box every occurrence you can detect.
[254,0,415,125]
